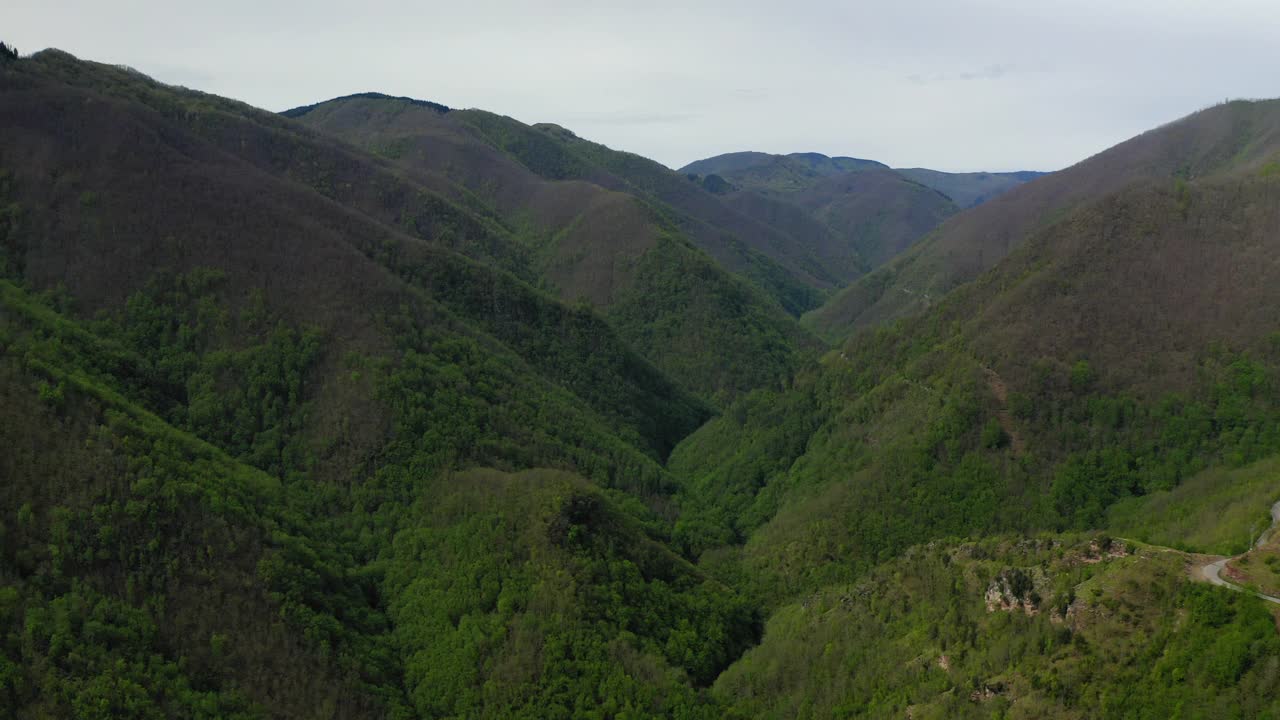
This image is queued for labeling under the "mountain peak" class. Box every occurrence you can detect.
[280,91,450,118]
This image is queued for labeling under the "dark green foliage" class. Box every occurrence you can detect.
[673,300,1280,605]
[607,235,816,405]
[80,270,322,480]
[368,245,711,457]
[699,174,734,195]
[2,583,257,719]
[0,260,750,717]
[1035,350,1280,528]
[0,42,16,62]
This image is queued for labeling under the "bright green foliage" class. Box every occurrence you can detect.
[715,536,1280,719]
[1108,455,1280,555]
[384,469,756,718]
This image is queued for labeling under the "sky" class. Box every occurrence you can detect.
[8,0,1280,172]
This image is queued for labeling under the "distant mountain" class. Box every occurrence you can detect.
[431,112,850,310]
[895,167,1046,208]
[806,99,1280,339]
[724,168,958,270]
[681,152,888,193]
[679,151,972,282]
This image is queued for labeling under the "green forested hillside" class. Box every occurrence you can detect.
[0,50,767,717]
[673,160,1280,603]
[3,43,1280,720]
[677,152,1042,286]
[678,152,959,284]
[716,536,1280,719]
[808,98,1280,339]
[282,93,822,403]
[0,277,764,717]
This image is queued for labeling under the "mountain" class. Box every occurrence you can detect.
[807,99,1280,339]
[5,42,1280,720]
[666,97,1280,716]
[681,152,890,193]
[716,534,1280,718]
[316,104,854,312]
[0,49,768,716]
[674,97,1280,590]
[680,152,959,283]
[678,151,1039,285]
[278,93,822,403]
[895,167,1046,208]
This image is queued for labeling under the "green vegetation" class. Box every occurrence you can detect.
[715,536,1280,719]
[673,281,1280,604]
[0,250,749,717]
[384,469,755,719]
[1108,456,1280,555]
[5,44,1280,720]
[607,235,815,405]
[452,109,836,316]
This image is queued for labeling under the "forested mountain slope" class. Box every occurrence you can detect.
[679,151,958,282]
[0,49,764,716]
[283,93,823,402]
[295,98,846,315]
[674,143,1280,595]
[5,52,816,407]
[4,42,1280,720]
[679,152,1042,284]
[670,110,1280,713]
[808,98,1280,338]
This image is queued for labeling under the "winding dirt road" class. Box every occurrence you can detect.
[1197,500,1280,605]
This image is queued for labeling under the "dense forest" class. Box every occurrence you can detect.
[2,45,1280,719]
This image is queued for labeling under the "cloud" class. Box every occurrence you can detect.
[908,63,1020,85]
[560,111,700,127]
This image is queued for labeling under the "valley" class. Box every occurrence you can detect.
[1,40,1280,719]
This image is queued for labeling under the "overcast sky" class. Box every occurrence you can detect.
[9,1,1280,172]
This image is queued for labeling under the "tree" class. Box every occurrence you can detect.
[0,42,17,61]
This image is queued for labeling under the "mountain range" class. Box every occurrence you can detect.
[3,45,1280,719]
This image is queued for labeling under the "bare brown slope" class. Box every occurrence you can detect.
[809,98,1280,339]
